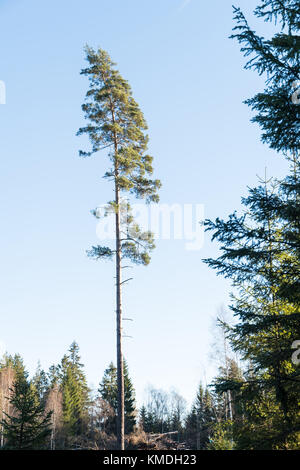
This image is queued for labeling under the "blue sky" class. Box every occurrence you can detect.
[0,0,289,406]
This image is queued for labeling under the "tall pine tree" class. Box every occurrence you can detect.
[78,47,161,449]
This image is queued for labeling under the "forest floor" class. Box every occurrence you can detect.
[127,431,189,450]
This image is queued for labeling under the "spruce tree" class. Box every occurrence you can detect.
[139,405,155,433]
[98,362,117,435]
[143,388,170,434]
[270,159,300,304]
[48,364,61,387]
[32,361,49,405]
[203,0,300,449]
[231,0,299,154]
[98,360,136,435]
[139,405,148,431]
[185,384,215,450]
[59,342,90,438]
[1,375,52,449]
[78,47,161,449]
[185,405,198,448]
[0,354,28,448]
[204,174,300,448]
[0,354,27,381]
[169,391,186,440]
[123,361,136,433]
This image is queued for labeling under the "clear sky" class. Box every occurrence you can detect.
[0,0,289,406]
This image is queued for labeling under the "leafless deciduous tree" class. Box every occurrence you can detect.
[45,384,63,450]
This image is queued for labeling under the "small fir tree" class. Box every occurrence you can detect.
[1,375,52,449]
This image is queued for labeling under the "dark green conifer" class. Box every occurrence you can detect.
[59,342,90,437]
[231,0,299,154]
[1,375,52,449]
[203,0,300,449]
[98,360,136,434]
[32,361,49,405]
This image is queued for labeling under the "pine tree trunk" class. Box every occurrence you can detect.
[115,174,125,450]
[109,92,125,450]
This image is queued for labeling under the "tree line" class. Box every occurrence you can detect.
[0,340,240,450]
